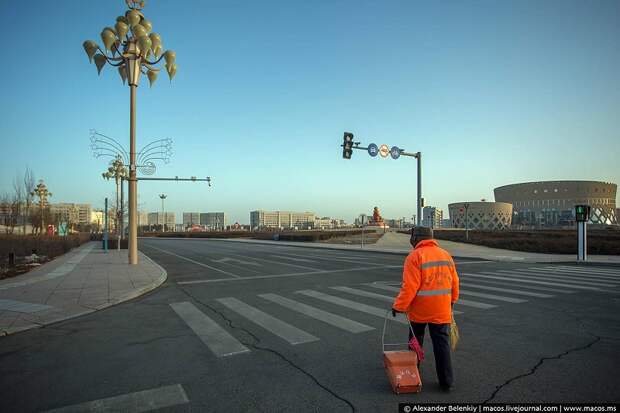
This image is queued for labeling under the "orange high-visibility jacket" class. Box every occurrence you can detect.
[392,239,459,324]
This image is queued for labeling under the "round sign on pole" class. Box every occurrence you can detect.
[390,146,401,160]
[379,144,389,158]
[368,143,378,157]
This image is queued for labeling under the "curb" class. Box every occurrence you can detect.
[0,251,168,337]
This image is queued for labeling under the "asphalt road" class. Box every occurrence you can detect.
[1,238,619,412]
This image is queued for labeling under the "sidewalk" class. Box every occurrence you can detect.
[196,232,620,265]
[0,242,167,336]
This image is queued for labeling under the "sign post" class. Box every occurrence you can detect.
[575,205,590,261]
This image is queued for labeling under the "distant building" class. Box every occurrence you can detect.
[183,212,200,228]
[449,202,512,230]
[440,219,452,228]
[148,212,175,230]
[385,218,405,229]
[138,211,149,227]
[200,212,227,230]
[354,214,369,227]
[50,203,91,226]
[314,217,333,230]
[422,206,443,228]
[494,180,617,227]
[250,210,315,230]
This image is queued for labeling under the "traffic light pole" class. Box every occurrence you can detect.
[343,137,422,227]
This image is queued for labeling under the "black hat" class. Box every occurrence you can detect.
[411,226,433,239]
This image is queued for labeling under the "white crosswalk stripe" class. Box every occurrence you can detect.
[494,270,617,288]
[365,283,526,303]
[458,277,577,294]
[508,269,620,285]
[333,285,492,309]
[470,272,601,291]
[296,290,410,324]
[259,293,374,333]
[532,267,620,279]
[458,282,553,298]
[554,266,620,276]
[330,286,395,302]
[170,302,250,357]
[216,297,319,345]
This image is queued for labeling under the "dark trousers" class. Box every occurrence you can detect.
[409,322,453,387]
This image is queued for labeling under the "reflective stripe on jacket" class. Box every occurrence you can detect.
[392,239,460,324]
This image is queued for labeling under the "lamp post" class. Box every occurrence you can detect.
[464,203,470,241]
[159,194,167,232]
[83,0,177,265]
[31,180,52,235]
[102,155,128,250]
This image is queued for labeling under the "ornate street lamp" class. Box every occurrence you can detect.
[102,155,128,249]
[31,180,52,235]
[83,0,177,264]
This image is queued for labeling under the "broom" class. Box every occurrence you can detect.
[449,314,459,351]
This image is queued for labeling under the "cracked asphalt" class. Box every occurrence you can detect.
[0,238,619,412]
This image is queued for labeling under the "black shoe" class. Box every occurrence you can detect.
[439,384,452,393]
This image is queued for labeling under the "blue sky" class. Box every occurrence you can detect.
[1,0,619,225]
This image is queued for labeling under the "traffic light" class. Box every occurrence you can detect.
[342,132,354,159]
[575,205,590,222]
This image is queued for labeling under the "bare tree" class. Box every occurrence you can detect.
[11,173,23,234]
[23,167,35,235]
[0,192,9,233]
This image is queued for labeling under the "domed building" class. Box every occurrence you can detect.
[494,181,617,227]
[448,202,513,230]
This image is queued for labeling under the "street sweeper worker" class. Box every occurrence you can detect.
[391,226,459,391]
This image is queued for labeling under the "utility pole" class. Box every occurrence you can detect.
[464,203,470,241]
[159,194,167,232]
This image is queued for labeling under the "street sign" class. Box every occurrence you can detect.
[390,146,401,159]
[379,144,389,158]
[368,143,378,157]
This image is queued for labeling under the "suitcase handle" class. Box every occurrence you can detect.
[381,309,416,353]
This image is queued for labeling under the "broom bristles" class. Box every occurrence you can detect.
[449,316,459,351]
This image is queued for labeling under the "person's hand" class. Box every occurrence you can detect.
[391,308,403,317]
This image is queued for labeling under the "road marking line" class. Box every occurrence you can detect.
[510,268,620,284]
[212,257,262,266]
[177,265,402,284]
[147,245,241,278]
[469,272,601,291]
[554,266,620,276]
[169,301,250,357]
[457,278,576,294]
[296,290,410,324]
[270,254,316,263]
[457,282,553,298]
[330,286,395,302]
[494,270,617,287]
[216,297,319,345]
[220,252,322,271]
[43,384,189,413]
[362,283,525,304]
[530,267,620,280]
[259,293,374,333]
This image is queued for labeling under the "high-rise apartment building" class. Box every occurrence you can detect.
[250,210,315,230]
[183,212,201,227]
[147,212,175,229]
[50,203,92,225]
[199,212,227,229]
[422,206,443,228]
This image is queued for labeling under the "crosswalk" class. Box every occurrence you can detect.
[169,265,620,359]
